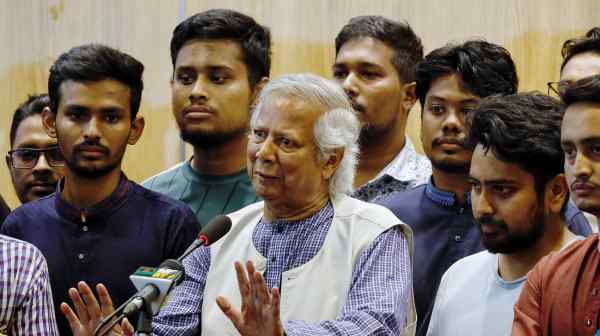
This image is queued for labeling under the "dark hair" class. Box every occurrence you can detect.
[170,9,271,89]
[416,40,518,106]
[562,74,600,107]
[335,15,423,83]
[467,92,565,197]
[9,94,50,147]
[560,27,600,72]
[48,44,144,120]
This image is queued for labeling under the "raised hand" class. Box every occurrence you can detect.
[216,261,285,336]
[60,281,135,336]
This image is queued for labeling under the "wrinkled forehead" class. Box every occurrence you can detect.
[251,94,323,128]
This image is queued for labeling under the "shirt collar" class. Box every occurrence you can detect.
[55,173,130,223]
[425,177,471,208]
[258,201,334,229]
[374,137,431,185]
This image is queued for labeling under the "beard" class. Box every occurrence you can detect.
[180,127,248,149]
[60,136,125,179]
[477,205,546,254]
[430,158,471,175]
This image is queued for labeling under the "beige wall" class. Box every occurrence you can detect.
[1,0,599,209]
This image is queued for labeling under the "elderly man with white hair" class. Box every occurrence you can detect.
[63,73,415,336]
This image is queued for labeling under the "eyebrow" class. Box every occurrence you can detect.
[561,137,600,145]
[468,177,518,185]
[428,96,480,104]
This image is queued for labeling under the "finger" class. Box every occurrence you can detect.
[246,261,259,313]
[216,296,244,332]
[121,318,135,336]
[96,283,115,315]
[60,302,83,332]
[68,287,90,326]
[78,281,102,322]
[254,271,270,306]
[234,261,250,297]
[271,287,281,320]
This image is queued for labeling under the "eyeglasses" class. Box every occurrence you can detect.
[547,80,570,98]
[7,146,65,169]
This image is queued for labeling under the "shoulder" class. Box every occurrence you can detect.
[377,184,427,211]
[334,195,402,225]
[444,250,492,281]
[142,162,187,189]
[3,196,54,226]
[0,234,46,263]
[128,181,197,218]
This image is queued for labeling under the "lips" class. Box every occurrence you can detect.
[183,105,214,119]
[27,180,56,194]
[255,171,278,179]
[434,137,465,147]
[571,181,597,196]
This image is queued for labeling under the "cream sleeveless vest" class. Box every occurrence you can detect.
[201,195,416,335]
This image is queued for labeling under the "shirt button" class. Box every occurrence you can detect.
[78,253,85,260]
[586,318,592,326]
[593,288,598,296]
[82,226,89,232]
[271,256,276,262]
[454,235,462,242]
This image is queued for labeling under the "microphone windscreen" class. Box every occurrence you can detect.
[199,215,232,246]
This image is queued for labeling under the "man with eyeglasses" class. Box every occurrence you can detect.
[5,94,64,207]
[547,27,600,98]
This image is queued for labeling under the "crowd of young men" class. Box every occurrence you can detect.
[1,8,600,336]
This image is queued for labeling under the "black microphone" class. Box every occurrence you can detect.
[177,214,233,262]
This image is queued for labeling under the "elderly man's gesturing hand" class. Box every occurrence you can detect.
[216,261,285,336]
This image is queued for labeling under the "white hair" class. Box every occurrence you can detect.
[251,73,360,196]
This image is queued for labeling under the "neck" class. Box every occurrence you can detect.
[498,217,575,281]
[431,166,471,206]
[263,192,330,222]
[354,123,407,188]
[62,168,122,208]
[191,133,248,176]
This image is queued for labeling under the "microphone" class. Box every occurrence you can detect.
[94,215,232,335]
[177,214,233,262]
[125,215,232,315]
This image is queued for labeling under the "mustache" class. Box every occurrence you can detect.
[476,216,508,230]
[570,178,598,190]
[73,140,110,155]
[432,136,466,147]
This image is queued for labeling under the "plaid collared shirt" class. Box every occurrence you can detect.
[153,202,411,335]
[0,235,58,335]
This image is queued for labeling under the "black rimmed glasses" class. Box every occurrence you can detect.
[547,80,570,98]
[7,146,65,169]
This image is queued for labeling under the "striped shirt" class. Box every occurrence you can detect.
[0,235,58,335]
[152,202,411,335]
[143,160,259,228]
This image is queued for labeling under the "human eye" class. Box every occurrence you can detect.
[208,70,228,84]
[104,113,121,124]
[250,129,267,141]
[361,70,381,80]
[461,105,478,114]
[562,144,576,160]
[176,71,195,85]
[67,108,88,122]
[332,67,348,80]
[16,148,37,162]
[429,103,445,115]
[492,185,514,197]
[469,180,481,193]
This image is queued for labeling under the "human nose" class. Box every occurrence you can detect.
[442,110,462,134]
[573,152,593,179]
[473,189,494,218]
[32,152,52,173]
[83,117,101,142]
[255,137,276,163]
[189,79,208,103]
[341,73,359,99]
